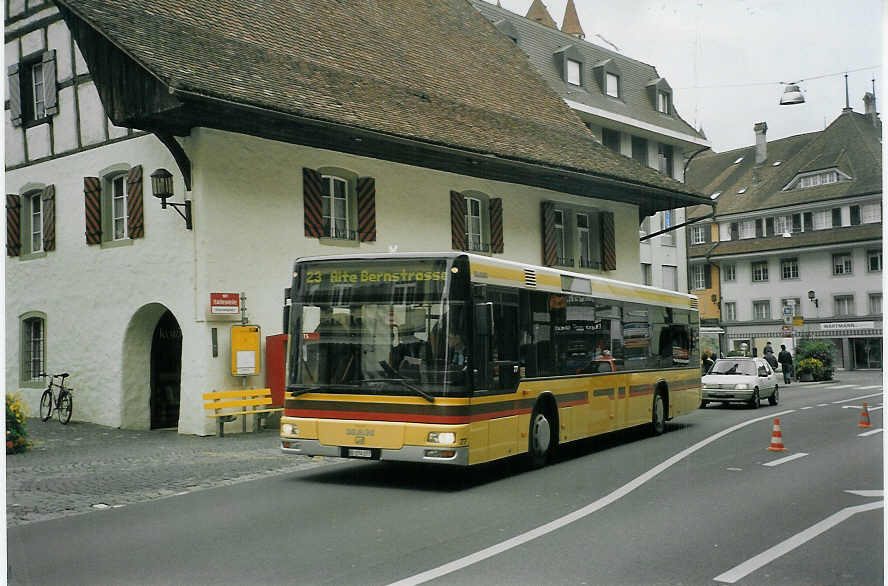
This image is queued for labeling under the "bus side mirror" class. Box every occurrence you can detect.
[475,302,494,337]
[282,287,292,335]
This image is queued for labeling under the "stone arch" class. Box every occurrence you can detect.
[121,303,177,429]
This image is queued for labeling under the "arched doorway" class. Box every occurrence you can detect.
[150,310,182,429]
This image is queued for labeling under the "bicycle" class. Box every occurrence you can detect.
[38,372,73,424]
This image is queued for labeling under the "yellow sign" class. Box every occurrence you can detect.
[231,325,261,376]
[306,269,447,284]
[793,316,804,326]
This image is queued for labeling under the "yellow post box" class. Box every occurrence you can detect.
[231,325,261,376]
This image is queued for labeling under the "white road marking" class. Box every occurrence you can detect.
[832,393,883,404]
[858,385,883,390]
[713,500,884,583]
[800,406,814,410]
[858,428,883,437]
[846,490,883,497]
[387,410,796,586]
[763,453,808,467]
[726,467,743,471]
[824,384,856,389]
[841,405,883,411]
[817,404,829,407]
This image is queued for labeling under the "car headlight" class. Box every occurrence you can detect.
[733,384,750,390]
[427,432,455,444]
[282,423,298,436]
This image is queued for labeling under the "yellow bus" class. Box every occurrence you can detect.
[280,253,701,467]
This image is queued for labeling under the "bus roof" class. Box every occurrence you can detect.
[292,252,698,311]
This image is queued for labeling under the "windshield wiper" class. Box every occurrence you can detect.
[370,360,435,403]
[287,384,322,398]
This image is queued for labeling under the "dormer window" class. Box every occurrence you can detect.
[646,77,672,115]
[567,59,581,86]
[606,72,619,97]
[593,59,622,99]
[783,168,849,190]
[555,45,585,87]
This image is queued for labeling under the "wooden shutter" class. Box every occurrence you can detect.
[356,176,376,242]
[450,190,466,251]
[600,211,616,271]
[126,165,145,239]
[541,201,556,267]
[303,168,323,238]
[42,185,55,251]
[489,197,503,253]
[7,63,22,127]
[6,194,21,256]
[704,263,712,289]
[84,177,102,245]
[42,50,58,116]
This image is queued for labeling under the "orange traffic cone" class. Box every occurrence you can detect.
[767,418,787,451]
[858,403,872,428]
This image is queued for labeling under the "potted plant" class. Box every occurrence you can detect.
[796,357,823,382]
[796,340,835,381]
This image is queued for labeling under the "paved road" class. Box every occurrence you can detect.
[7,371,883,585]
[6,419,329,527]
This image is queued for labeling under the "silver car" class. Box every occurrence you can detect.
[701,357,780,408]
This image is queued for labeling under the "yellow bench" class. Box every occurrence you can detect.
[202,388,283,437]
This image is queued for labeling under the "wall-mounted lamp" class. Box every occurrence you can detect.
[807,289,819,308]
[151,168,192,230]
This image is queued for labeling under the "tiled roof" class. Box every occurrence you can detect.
[55,0,705,201]
[688,223,882,258]
[687,110,882,219]
[470,0,705,143]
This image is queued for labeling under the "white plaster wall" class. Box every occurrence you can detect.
[25,122,51,160]
[78,81,106,146]
[108,118,128,140]
[5,109,26,166]
[47,20,72,81]
[8,0,26,19]
[5,135,196,431]
[73,40,87,76]
[54,86,78,152]
[20,29,43,57]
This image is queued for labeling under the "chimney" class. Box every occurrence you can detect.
[525,0,557,29]
[561,0,585,39]
[863,92,880,127]
[754,122,768,164]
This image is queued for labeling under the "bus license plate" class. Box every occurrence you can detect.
[348,448,373,458]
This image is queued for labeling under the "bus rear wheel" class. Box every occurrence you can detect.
[528,410,552,469]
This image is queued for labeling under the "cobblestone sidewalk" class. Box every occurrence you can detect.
[6,419,338,527]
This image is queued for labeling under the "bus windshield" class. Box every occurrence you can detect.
[288,258,470,397]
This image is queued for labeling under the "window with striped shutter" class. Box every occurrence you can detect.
[126,165,145,239]
[356,176,376,242]
[41,185,55,251]
[600,211,616,270]
[6,194,21,256]
[450,191,467,251]
[541,201,556,266]
[489,198,503,253]
[84,177,102,245]
[303,168,324,238]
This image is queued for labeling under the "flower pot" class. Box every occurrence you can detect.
[799,372,814,382]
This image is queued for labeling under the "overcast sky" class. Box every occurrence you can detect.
[491,0,883,153]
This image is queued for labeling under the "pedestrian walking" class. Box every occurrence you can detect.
[702,352,714,374]
[777,344,793,384]
[763,341,775,356]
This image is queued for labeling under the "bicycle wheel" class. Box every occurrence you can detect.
[58,392,73,425]
[39,389,54,421]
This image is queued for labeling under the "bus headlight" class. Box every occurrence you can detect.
[427,432,455,444]
[282,423,298,436]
